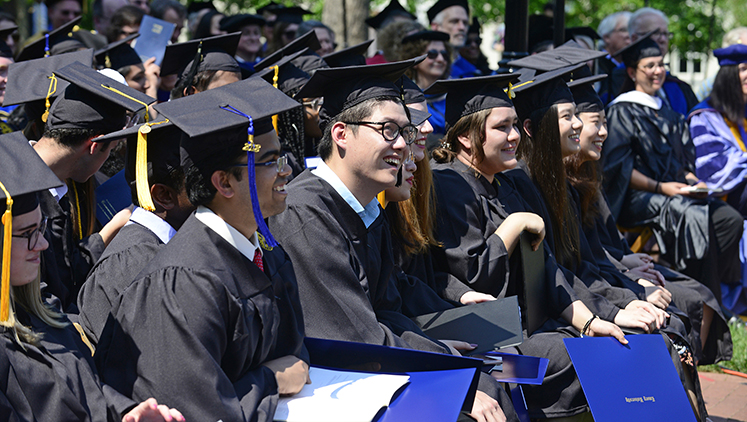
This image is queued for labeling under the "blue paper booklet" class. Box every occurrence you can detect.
[132,15,175,66]
[564,335,697,422]
[95,170,132,226]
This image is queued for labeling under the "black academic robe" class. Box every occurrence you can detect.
[95,214,307,422]
[603,99,742,295]
[0,308,134,422]
[78,222,164,345]
[430,158,592,419]
[39,190,105,312]
[591,190,732,365]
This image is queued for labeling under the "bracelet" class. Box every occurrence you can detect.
[581,315,599,337]
[654,181,661,194]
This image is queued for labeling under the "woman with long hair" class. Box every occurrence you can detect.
[602,34,744,304]
[565,68,732,366]
[427,74,627,421]
[689,44,747,315]
[0,134,182,421]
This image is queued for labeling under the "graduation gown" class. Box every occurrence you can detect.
[603,92,742,294]
[39,190,105,312]
[78,221,164,345]
[94,214,307,422]
[0,308,134,422]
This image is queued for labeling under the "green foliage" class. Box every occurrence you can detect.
[700,321,747,374]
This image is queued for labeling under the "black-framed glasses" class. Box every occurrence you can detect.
[342,121,418,144]
[426,49,449,60]
[232,154,288,173]
[638,61,667,73]
[12,216,47,251]
[636,29,673,40]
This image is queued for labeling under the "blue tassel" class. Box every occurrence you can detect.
[220,105,278,248]
[44,34,50,57]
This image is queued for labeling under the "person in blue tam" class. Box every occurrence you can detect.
[689,43,747,315]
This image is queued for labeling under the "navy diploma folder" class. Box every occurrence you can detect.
[133,15,175,66]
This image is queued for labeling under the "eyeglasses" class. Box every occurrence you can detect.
[636,29,673,40]
[637,61,667,73]
[12,216,48,251]
[342,121,418,144]
[302,98,323,111]
[232,154,289,173]
[426,49,449,60]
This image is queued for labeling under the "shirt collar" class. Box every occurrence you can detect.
[126,206,177,244]
[194,206,261,261]
[29,140,67,202]
[312,161,381,228]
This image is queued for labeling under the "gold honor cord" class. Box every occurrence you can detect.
[72,182,83,241]
[271,65,280,133]
[41,74,58,123]
[100,84,157,211]
[0,181,13,322]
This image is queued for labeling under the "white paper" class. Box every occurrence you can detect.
[273,367,410,422]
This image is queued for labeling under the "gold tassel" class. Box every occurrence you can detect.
[271,65,280,133]
[41,74,58,123]
[135,125,155,211]
[377,191,387,208]
[0,180,13,323]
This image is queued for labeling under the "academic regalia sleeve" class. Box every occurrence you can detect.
[393,269,454,318]
[602,103,638,220]
[96,269,279,422]
[691,109,747,194]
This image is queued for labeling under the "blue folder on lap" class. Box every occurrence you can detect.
[483,351,548,385]
[564,334,697,422]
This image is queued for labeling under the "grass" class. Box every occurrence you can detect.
[699,319,747,374]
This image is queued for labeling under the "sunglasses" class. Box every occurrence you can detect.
[426,49,449,60]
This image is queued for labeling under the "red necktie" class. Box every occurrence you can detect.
[253,249,264,272]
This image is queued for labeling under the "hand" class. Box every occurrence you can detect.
[439,339,477,353]
[262,355,310,396]
[122,398,185,422]
[469,390,506,422]
[628,263,666,286]
[460,291,496,305]
[622,300,668,330]
[497,212,545,251]
[614,302,659,333]
[99,207,132,246]
[645,286,672,309]
[659,181,689,197]
[585,318,628,345]
[684,181,709,199]
[620,253,652,269]
[143,57,161,98]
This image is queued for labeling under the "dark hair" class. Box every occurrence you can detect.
[170,69,241,99]
[131,166,186,205]
[317,97,392,160]
[42,127,106,148]
[709,65,746,125]
[267,21,294,55]
[107,5,144,42]
[184,149,244,207]
[150,0,186,20]
[399,38,452,88]
[563,154,601,228]
[379,20,423,62]
[431,108,490,167]
[517,105,581,268]
[296,20,333,39]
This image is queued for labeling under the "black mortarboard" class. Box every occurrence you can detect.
[220,14,266,33]
[426,0,468,23]
[15,16,82,62]
[256,1,281,15]
[0,22,17,59]
[467,17,480,35]
[193,10,222,39]
[0,132,63,322]
[365,0,415,30]
[254,29,322,71]
[565,26,601,42]
[154,77,300,247]
[402,30,450,45]
[290,50,329,75]
[616,30,661,68]
[45,0,82,9]
[273,6,312,24]
[409,107,430,126]
[71,28,108,50]
[424,73,517,130]
[254,48,310,95]
[48,61,156,132]
[94,34,142,70]
[400,75,424,104]
[512,63,584,121]
[161,32,241,76]
[566,65,605,113]
[3,48,93,109]
[296,56,424,129]
[508,40,606,72]
[187,0,216,15]
[96,119,182,209]
[49,37,87,56]
[322,39,373,68]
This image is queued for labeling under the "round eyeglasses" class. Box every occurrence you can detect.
[342,121,418,145]
[12,216,48,251]
[231,154,289,173]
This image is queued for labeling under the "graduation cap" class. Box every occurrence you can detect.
[467,17,480,35]
[365,0,415,30]
[94,34,142,70]
[256,1,281,15]
[424,73,518,130]
[49,37,87,56]
[254,29,321,72]
[296,56,424,130]
[290,50,329,75]
[220,14,266,33]
[566,65,606,113]
[254,48,310,95]
[427,0,468,24]
[15,16,83,62]
[95,119,182,210]
[187,0,216,15]
[511,63,585,121]
[0,132,63,323]
[273,6,312,24]
[153,76,301,247]
[161,32,241,76]
[714,43,747,66]
[71,28,109,50]
[48,61,156,132]
[322,39,373,68]
[616,30,661,68]
[400,75,424,104]
[0,22,18,59]
[508,40,606,72]
[402,30,450,45]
